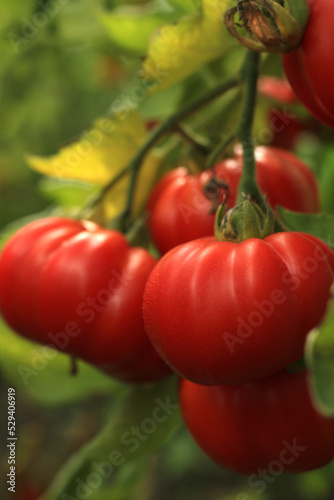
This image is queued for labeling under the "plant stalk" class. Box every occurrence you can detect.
[235,50,266,209]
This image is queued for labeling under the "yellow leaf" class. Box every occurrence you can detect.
[102,175,129,220]
[140,0,235,93]
[133,148,166,217]
[26,110,148,186]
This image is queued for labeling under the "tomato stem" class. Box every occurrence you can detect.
[77,166,130,221]
[234,51,285,234]
[119,75,241,231]
[70,356,78,376]
[175,123,212,157]
[78,76,240,228]
[236,51,267,209]
[207,132,236,169]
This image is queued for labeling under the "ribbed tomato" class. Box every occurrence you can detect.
[144,232,334,385]
[147,146,320,254]
[0,217,170,383]
[180,370,334,475]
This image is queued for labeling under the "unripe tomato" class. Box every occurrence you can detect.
[180,370,334,475]
[143,232,334,385]
[147,146,320,254]
[282,0,334,128]
[0,217,170,383]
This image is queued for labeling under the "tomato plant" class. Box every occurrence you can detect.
[147,146,320,254]
[0,217,170,383]
[3,0,334,497]
[282,0,334,128]
[144,231,334,385]
[180,369,334,475]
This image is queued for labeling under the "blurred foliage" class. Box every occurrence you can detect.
[139,0,237,92]
[306,296,334,417]
[1,1,334,500]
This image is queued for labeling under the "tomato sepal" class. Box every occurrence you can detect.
[224,0,310,54]
[215,196,275,243]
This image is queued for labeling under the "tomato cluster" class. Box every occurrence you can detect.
[147,146,320,254]
[1,138,334,474]
[2,0,334,470]
[142,146,334,473]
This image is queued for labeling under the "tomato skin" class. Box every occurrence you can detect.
[257,77,297,103]
[282,0,334,127]
[0,217,170,383]
[143,232,334,385]
[180,370,334,475]
[147,146,320,254]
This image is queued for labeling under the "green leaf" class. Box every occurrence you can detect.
[295,461,334,500]
[165,0,198,13]
[305,295,334,416]
[40,376,180,500]
[39,179,96,208]
[57,0,107,47]
[139,0,235,92]
[0,0,35,31]
[319,145,334,215]
[100,10,170,54]
[25,110,167,220]
[0,321,118,406]
[276,208,334,249]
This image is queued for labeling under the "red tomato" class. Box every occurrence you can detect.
[143,232,334,385]
[266,108,318,150]
[180,370,334,475]
[257,77,297,103]
[258,78,320,150]
[282,0,334,127]
[147,146,320,254]
[0,217,170,383]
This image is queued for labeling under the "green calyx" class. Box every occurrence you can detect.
[224,0,310,54]
[214,196,274,243]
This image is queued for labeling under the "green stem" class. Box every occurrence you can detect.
[207,132,236,169]
[119,75,241,230]
[77,165,130,220]
[78,76,240,227]
[176,123,212,157]
[235,51,265,208]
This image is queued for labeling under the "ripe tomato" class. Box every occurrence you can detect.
[0,217,170,383]
[180,370,334,475]
[147,146,320,254]
[257,77,297,103]
[143,232,334,385]
[282,0,334,128]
